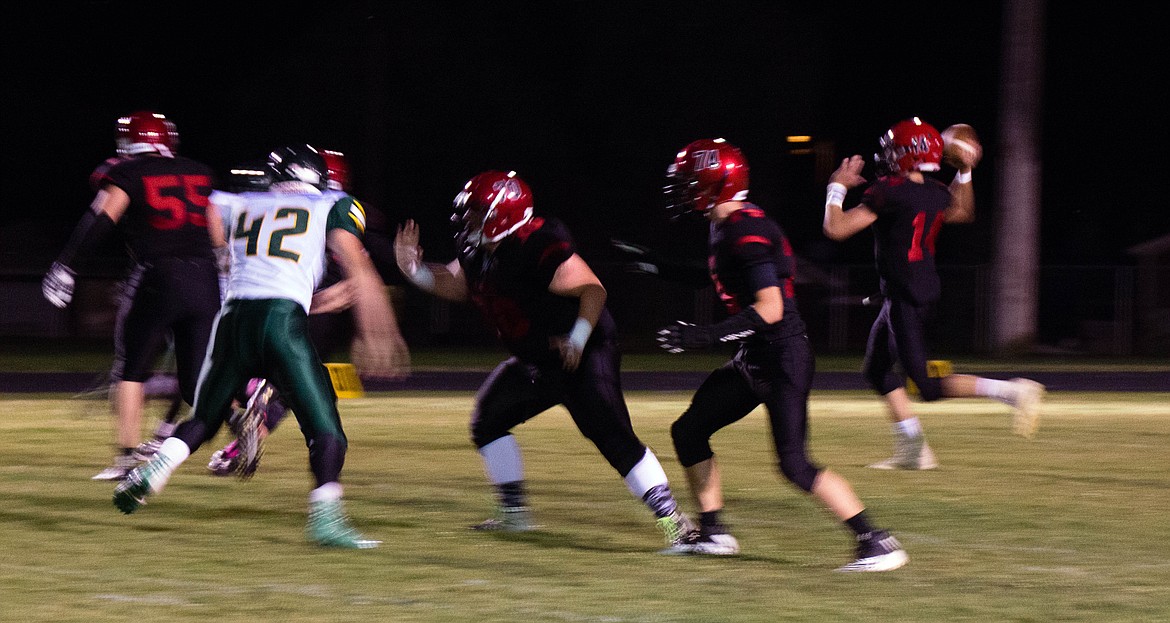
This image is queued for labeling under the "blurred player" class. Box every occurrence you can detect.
[42,111,222,481]
[822,117,1046,469]
[206,149,409,476]
[656,138,907,572]
[394,170,694,550]
[114,144,400,548]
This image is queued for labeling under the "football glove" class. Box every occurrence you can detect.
[611,238,710,287]
[42,262,76,308]
[657,307,771,353]
[657,321,713,354]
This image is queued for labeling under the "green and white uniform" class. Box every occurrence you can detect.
[187,183,367,485]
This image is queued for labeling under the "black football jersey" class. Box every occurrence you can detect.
[92,154,217,264]
[459,216,615,365]
[862,175,952,305]
[708,204,805,341]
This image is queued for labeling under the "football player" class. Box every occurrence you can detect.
[656,139,908,572]
[393,170,695,550]
[822,117,1046,469]
[43,111,223,481]
[114,144,399,548]
[205,149,409,477]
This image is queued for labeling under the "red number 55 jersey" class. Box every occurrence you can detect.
[91,154,218,264]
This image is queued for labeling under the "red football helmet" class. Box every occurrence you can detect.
[876,117,943,174]
[321,149,351,192]
[663,138,749,218]
[116,110,179,156]
[452,170,533,250]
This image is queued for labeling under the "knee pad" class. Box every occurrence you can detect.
[778,452,820,492]
[916,377,943,402]
[671,417,713,468]
[470,414,508,450]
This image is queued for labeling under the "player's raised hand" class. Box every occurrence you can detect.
[829,155,867,190]
[394,220,424,276]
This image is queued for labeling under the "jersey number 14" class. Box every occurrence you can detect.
[908,211,944,262]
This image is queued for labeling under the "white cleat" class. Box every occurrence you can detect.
[868,434,938,470]
[1009,378,1045,439]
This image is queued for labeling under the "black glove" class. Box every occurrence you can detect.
[611,238,710,287]
[657,321,713,354]
[657,307,770,353]
[611,239,659,275]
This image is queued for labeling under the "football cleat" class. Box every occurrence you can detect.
[132,438,163,462]
[307,499,380,549]
[470,506,534,532]
[207,442,239,477]
[868,432,938,470]
[656,510,699,554]
[1009,378,1046,439]
[688,529,741,556]
[231,381,272,479]
[92,455,138,481]
[836,530,909,572]
[112,454,177,515]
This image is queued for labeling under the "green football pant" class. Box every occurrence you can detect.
[180,298,347,486]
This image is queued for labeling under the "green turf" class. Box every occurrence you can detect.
[2,391,1168,622]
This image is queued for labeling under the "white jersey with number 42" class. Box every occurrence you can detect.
[212,184,367,313]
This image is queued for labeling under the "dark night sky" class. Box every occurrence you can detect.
[2,1,1166,273]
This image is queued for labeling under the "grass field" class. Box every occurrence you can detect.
[2,390,1169,622]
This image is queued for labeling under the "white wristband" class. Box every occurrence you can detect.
[954,170,972,184]
[568,317,593,351]
[825,182,847,208]
[406,261,436,293]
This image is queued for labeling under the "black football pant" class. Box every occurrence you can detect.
[671,335,821,492]
[112,256,220,405]
[863,297,942,401]
[469,339,647,478]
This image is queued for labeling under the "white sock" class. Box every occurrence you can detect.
[894,418,923,439]
[309,482,343,503]
[623,449,669,498]
[157,437,191,464]
[150,437,191,493]
[479,435,524,485]
[975,378,1016,405]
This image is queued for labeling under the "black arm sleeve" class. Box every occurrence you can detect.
[56,210,116,267]
[709,306,770,344]
[612,240,710,288]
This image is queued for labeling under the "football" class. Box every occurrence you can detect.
[942,123,982,168]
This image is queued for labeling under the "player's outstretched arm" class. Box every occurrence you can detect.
[610,239,710,288]
[656,285,782,353]
[330,228,409,379]
[42,187,131,308]
[393,219,469,302]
